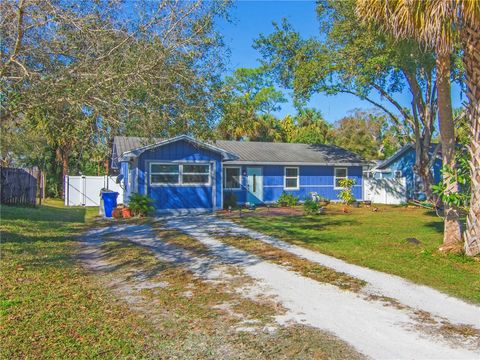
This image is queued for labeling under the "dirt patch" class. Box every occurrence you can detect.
[212,234,366,292]
[365,294,408,310]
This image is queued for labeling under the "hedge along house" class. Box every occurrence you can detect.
[111,135,368,213]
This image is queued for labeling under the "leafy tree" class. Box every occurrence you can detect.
[337,178,356,205]
[333,110,398,160]
[217,67,286,140]
[1,0,229,196]
[253,0,461,201]
[292,108,333,144]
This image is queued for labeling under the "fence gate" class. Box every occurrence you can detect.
[364,177,407,205]
[64,175,124,206]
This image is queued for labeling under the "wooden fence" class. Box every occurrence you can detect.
[0,167,39,206]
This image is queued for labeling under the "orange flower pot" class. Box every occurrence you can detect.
[122,208,132,218]
[112,208,123,219]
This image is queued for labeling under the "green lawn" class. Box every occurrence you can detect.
[0,200,158,358]
[233,204,480,304]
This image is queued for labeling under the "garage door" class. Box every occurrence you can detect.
[146,162,215,213]
[149,185,214,212]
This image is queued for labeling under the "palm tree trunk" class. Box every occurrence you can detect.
[462,22,480,256]
[436,53,462,247]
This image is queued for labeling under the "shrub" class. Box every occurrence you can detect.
[337,178,356,205]
[277,192,299,207]
[128,193,155,217]
[303,199,319,215]
[223,193,237,209]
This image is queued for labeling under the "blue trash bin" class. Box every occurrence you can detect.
[101,191,119,218]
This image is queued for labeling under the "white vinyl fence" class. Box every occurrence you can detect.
[64,175,124,206]
[364,177,407,205]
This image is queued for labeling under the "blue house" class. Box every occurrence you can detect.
[111,135,368,213]
[368,144,442,200]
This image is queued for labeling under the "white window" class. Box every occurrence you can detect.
[149,163,210,185]
[224,167,241,189]
[150,163,180,185]
[334,167,348,188]
[182,164,210,185]
[284,167,299,189]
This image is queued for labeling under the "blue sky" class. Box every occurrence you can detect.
[216,0,463,123]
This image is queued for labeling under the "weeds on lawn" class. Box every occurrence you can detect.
[151,225,212,257]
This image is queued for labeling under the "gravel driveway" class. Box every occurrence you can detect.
[164,215,480,359]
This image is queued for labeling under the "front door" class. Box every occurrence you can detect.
[247,167,263,204]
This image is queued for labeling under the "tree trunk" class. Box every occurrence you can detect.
[418,148,435,201]
[403,69,437,203]
[56,147,69,200]
[462,22,480,256]
[436,53,462,247]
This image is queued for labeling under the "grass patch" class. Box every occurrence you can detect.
[231,204,480,304]
[217,235,365,292]
[0,200,161,358]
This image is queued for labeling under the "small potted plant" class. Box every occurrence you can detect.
[128,193,155,217]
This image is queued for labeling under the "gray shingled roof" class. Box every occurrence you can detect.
[112,136,366,165]
[216,140,365,164]
[113,136,161,158]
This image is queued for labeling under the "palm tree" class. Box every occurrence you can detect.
[357,0,472,248]
[461,13,480,256]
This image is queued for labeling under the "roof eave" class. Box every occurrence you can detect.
[224,160,369,166]
[118,135,238,162]
[375,144,413,170]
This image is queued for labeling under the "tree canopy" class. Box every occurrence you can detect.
[1,0,229,195]
[253,0,464,199]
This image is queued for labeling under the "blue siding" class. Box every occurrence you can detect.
[120,139,366,210]
[379,148,442,199]
[138,140,223,211]
[226,165,363,205]
[120,141,222,210]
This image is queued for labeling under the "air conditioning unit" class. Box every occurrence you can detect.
[394,170,402,178]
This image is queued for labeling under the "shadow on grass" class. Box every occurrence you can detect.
[1,230,82,245]
[424,221,444,234]
[1,204,86,223]
[243,216,361,245]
